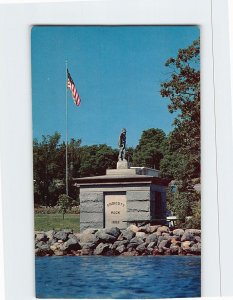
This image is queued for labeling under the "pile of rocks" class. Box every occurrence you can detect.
[35,225,201,257]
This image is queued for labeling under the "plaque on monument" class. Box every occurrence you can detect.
[105,194,127,229]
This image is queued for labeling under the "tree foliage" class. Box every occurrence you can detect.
[160,38,201,228]
[57,194,73,219]
[132,128,166,169]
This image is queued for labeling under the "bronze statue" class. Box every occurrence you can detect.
[118,128,126,161]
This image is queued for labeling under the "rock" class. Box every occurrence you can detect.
[152,248,161,256]
[80,242,96,249]
[54,250,64,256]
[162,233,171,238]
[181,241,192,250]
[136,232,146,239]
[138,225,148,232]
[50,242,61,252]
[60,237,81,252]
[82,228,98,235]
[158,239,171,250]
[96,231,117,243]
[104,227,121,238]
[45,230,55,240]
[81,244,94,255]
[36,233,48,242]
[157,226,170,235]
[80,233,98,244]
[94,243,109,255]
[190,243,201,255]
[35,241,47,249]
[149,225,161,233]
[164,249,171,255]
[73,233,82,240]
[147,242,156,249]
[158,235,170,244]
[194,236,201,243]
[136,243,147,253]
[146,233,158,244]
[127,224,139,233]
[121,230,135,241]
[170,245,180,255]
[112,240,128,249]
[181,232,196,242]
[130,237,144,245]
[121,250,137,256]
[35,248,47,256]
[54,231,68,241]
[116,244,126,254]
[170,238,181,247]
[185,229,201,236]
[173,229,185,237]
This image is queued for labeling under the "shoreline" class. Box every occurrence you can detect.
[35,224,201,257]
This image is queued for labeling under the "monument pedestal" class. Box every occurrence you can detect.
[74,162,168,231]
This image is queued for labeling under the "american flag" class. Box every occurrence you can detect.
[67,69,81,106]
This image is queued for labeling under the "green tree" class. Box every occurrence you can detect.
[160,38,201,228]
[132,128,166,169]
[57,194,73,220]
[33,132,63,206]
[160,38,200,182]
[79,144,118,177]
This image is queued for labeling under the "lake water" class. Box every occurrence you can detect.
[36,256,201,298]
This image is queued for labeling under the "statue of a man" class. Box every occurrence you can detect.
[118,128,126,161]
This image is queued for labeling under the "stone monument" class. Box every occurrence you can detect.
[74,129,169,231]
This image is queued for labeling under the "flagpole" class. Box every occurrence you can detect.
[65,60,69,196]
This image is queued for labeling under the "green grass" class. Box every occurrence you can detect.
[35,213,80,232]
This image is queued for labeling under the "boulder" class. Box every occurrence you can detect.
[60,237,81,252]
[136,243,147,254]
[194,236,201,243]
[104,227,121,238]
[127,224,139,233]
[190,243,201,255]
[146,233,158,244]
[81,244,94,255]
[53,250,64,256]
[121,230,135,241]
[94,243,109,255]
[35,241,47,249]
[136,232,146,240]
[45,230,55,240]
[54,231,68,242]
[82,228,98,235]
[36,233,48,242]
[170,245,180,255]
[157,226,170,235]
[181,241,192,250]
[185,229,201,236]
[181,232,196,242]
[147,242,156,249]
[130,237,144,245]
[80,233,98,244]
[173,229,184,237]
[158,239,171,250]
[112,240,128,249]
[35,248,47,256]
[50,242,62,252]
[149,225,161,233]
[96,231,117,243]
[121,250,137,256]
[116,244,126,254]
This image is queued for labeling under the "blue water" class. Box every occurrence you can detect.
[36,256,201,298]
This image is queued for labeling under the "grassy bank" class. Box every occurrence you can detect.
[35,213,80,232]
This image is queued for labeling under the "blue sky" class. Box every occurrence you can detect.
[31,26,199,148]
